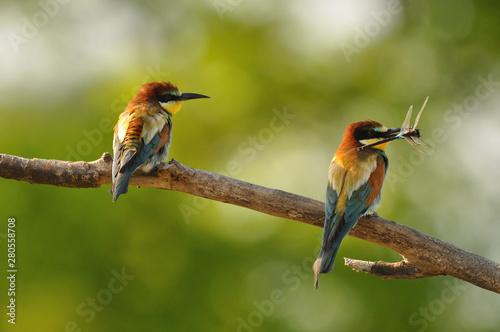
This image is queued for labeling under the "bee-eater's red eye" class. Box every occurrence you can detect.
[368,129,375,137]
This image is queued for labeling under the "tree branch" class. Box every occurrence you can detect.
[1,152,499,293]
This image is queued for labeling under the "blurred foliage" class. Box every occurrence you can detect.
[1,0,500,331]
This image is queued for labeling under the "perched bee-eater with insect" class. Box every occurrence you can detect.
[314,97,432,289]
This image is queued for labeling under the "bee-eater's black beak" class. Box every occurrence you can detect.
[384,127,422,139]
[362,127,423,151]
[385,127,401,135]
[380,127,402,140]
[179,93,210,101]
[360,128,403,150]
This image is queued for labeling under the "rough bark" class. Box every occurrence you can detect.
[1,152,499,293]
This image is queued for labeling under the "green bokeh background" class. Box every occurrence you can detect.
[2,1,500,331]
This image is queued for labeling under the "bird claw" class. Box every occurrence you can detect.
[161,160,174,170]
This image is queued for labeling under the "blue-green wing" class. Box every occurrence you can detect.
[323,182,373,247]
[120,133,162,174]
[344,182,372,224]
[110,131,162,202]
[322,184,339,242]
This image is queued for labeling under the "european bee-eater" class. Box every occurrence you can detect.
[313,120,403,289]
[110,82,209,202]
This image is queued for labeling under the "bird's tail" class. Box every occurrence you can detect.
[313,244,340,290]
[109,170,134,202]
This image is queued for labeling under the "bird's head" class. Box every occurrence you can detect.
[344,120,402,152]
[136,82,210,115]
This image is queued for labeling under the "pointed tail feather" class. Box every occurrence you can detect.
[313,244,340,289]
[109,171,134,202]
